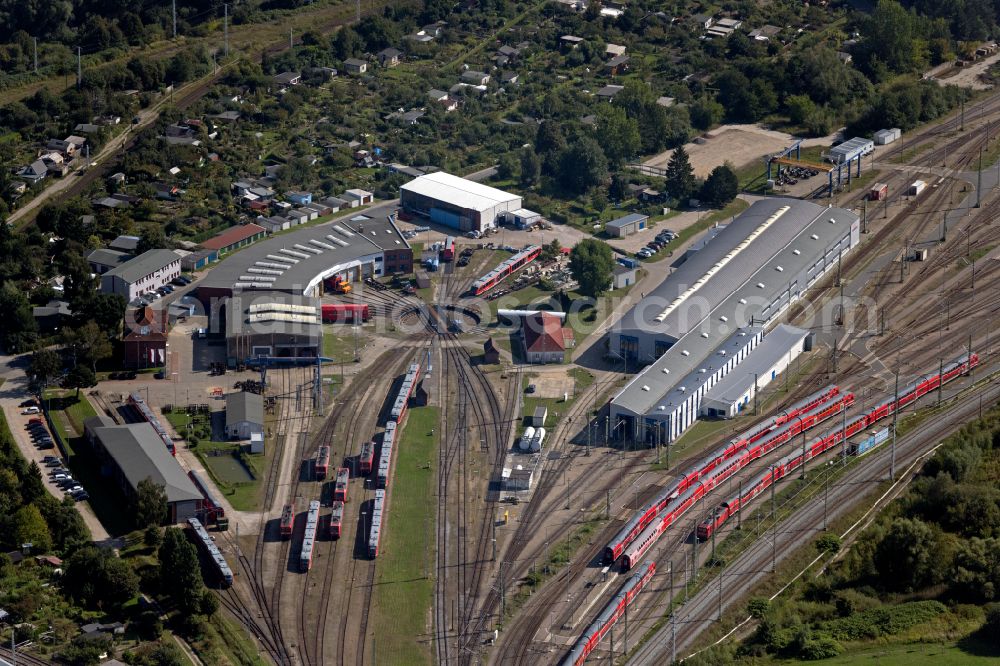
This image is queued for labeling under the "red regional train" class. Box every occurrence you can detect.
[315,445,331,480]
[279,503,294,539]
[563,563,656,666]
[321,303,370,323]
[333,467,350,502]
[471,245,541,295]
[329,501,344,539]
[612,353,977,570]
[603,386,851,563]
[359,441,374,476]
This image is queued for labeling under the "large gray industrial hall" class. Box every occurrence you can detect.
[608,198,860,445]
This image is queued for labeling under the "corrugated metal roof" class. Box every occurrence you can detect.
[400,171,520,213]
[612,198,858,416]
[607,213,648,229]
[104,249,179,283]
[702,324,808,405]
[200,214,408,294]
[93,423,201,502]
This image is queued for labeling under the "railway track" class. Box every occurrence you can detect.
[630,362,1000,665]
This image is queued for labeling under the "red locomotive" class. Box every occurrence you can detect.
[329,501,344,539]
[359,441,374,476]
[279,503,294,539]
[321,303,370,323]
[333,467,349,503]
[315,445,331,480]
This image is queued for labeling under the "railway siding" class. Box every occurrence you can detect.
[371,405,440,665]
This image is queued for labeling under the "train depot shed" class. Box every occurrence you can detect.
[399,171,522,233]
[223,292,323,363]
[88,422,202,523]
[700,324,811,419]
[609,198,859,445]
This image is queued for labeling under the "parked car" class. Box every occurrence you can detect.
[21,406,40,415]
[525,384,537,394]
[19,399,37,408]
[71,491,89,501]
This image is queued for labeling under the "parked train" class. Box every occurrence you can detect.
[368,489,386,558]
[359,441,374,476]
[188,470,228,529]
[316,445,331,480]
[128,392,175,455]
[611,353,978,570]
[321,303,370,323]
[377,421,397,490]
[390,362,422,422]
[187,517,233,586]
[604,386,851,564]
[300,500,320,572]
[333,467,350,502]
[280,503,294,539]
[471,245,541,295]
[563,563,655,666]
[329,501,344,539]
[697,426,890,541]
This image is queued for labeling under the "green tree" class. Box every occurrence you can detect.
[786,94,818,125]
[690,97,724,131]
[520,148,541,187]
[665,145,696,203]
[595,105,640,167]
[815,533,842,554]
[557,136,609,194]
[747,597,770,619]
[332,26,363,60]
[135,478,167,529]
[874,517,943,591]
[541,239,562,261]
[496,153,519,181]
[90,294,127,338]
[569,239,615,298]
[22,461,45,505]
[62,365,96,398]
[159,527,206,614]
[609,174,628,202]
[63,320,112,371]
[0,281,38,353]
[63,547,138,610]
[950,537,1000,601]
[136,226,168,255]
[983,605,1000,647]
[700,164,739,208]
[29,348,62,390]
[860,0,918,74]
[144,524,163,550]
[13,504,53,553]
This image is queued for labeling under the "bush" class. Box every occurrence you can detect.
[824,600,947,641]
[800,636,843,660]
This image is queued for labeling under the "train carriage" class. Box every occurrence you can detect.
[300,500,320,572]
[563,563,655,666]
[359,441,374,475]
[334,467,350,502]
[471,245,542,295]
[315,445,331,480]
[279,503,294,539]
[329,501,344,539]
[187,518,233,586]
[377,421,397,490]
[321,303,370,323]
[368,489,386,558]
[189,470,226,525]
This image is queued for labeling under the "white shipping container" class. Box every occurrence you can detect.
[909,180,926,196]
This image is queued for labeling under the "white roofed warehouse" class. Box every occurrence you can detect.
[400,171,522,233]
[608,198,859,445]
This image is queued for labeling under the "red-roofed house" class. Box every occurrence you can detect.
[521,312,573,364]
[200,223,267,255]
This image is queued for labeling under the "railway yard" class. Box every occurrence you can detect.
[12,87,1000,666]
[159,87,1000,666]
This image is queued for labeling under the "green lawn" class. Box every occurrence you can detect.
[371,405,439,666]
[322,324,365,362]
[792,641,1000,665]
[163,410,264,511]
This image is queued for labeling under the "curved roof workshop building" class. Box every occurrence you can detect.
[608,198,860,445]
[197,214,412,301]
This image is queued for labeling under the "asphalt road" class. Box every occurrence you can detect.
[628,370,1000,665]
